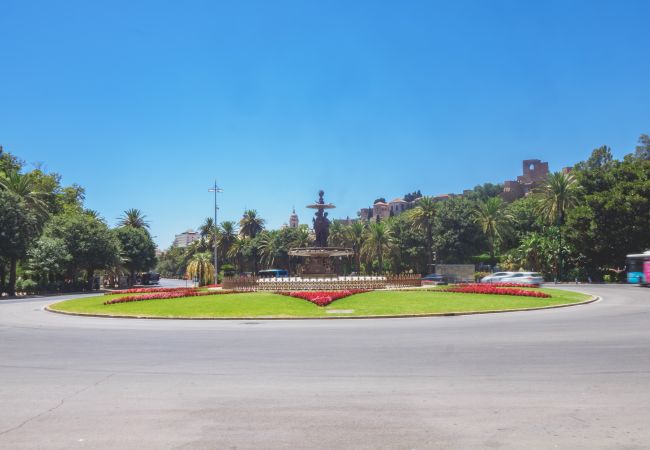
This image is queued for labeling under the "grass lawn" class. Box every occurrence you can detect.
[48,288,592,319]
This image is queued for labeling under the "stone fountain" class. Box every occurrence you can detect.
[288,190,353,277]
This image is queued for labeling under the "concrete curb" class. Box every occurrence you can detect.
[44,294,600,321]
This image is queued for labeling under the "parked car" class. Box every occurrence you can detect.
[500,272,544,285]
[480,272,515,283]
[422,274,448,285]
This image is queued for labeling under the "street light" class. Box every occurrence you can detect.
[208,181,223,284]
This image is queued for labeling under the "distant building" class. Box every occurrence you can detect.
[174,229,200,248]
[389,198,409,215]
[289,208,299,228]
[501,159,550,202]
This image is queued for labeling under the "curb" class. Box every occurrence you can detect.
[44,295,600,321]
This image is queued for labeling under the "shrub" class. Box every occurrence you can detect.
[18,279,38,294]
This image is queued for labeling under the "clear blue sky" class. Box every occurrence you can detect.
[2,0,649,248]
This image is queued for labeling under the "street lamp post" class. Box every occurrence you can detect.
[208,181,223,284]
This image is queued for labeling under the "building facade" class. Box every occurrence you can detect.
[173,229,200,248]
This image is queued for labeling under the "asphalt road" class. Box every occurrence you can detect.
[0,283,648,449]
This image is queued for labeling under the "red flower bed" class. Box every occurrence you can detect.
[441,285,550,298]
[104,287,197,295]
[104,289,243,305]
[477,282,541,288]
[278,290,368,307]
[203,284,222,288]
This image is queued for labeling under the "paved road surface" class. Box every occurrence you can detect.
[0,283,648,449]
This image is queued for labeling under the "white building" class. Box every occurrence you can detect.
[174,229,200,248]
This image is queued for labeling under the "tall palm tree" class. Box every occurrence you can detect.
[239,209,265,238]
[199,217,216,238]
[536,171,580,226]
[118,208,150,229]
[472,197,512,263]
[0,170,49,221]
[361,221,393,273]
[346,222,366,273]
[218,221,238,262]
[257,230,287,269]
[536,171,580,281]
[185,253,214,286]
[227,237,248,274]
[409,196,437,271]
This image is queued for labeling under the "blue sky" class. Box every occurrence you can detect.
[2,0,649,248]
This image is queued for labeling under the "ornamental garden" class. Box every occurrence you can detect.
[48,284,591,319]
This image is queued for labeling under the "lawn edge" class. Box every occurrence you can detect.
[44,294,599,320]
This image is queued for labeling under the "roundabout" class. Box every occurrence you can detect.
[45,286,593,319]
[1,283,649,449]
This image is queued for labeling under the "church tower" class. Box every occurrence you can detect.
[289,207,299,228]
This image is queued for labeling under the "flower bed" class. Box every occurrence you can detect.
[441,284,550,298]
[104,289,243,305]
[277,290,368,307]
[477,282,541,288]
[105,287,196,295]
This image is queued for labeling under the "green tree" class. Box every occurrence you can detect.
[0,170,50,224]
[472,197,511,264]
[185,253,214,286]
[409,196,437,270]
[536,171,580,226]
[633,134,650,160]
[217,221,238,262]
[239,209,265,238]
[27,236,72,287]
[433,197,484,265]
[118,208,150,229]
[45,210,120,289]
[0,190,38,295]
[361,221,393,273]
[346,221,366,273]
[113,226,157,285]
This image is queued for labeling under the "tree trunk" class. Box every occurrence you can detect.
[86,268,95,291]
[0,262,5,294]
[8,257,17,296]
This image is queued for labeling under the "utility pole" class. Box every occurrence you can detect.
[208,181,223,284]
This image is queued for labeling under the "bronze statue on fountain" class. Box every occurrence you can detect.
[289,190,353,277]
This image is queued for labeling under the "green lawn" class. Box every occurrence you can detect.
[48,288,592,319]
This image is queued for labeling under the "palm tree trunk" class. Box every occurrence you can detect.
[0,262,6,294]
[8,257,17,296]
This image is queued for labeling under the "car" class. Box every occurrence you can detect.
[480,272,515,283]
[422,274,448,285]
[500,272,545,285]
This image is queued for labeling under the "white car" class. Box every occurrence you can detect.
[480,272,515,283]
[500,272,545,285]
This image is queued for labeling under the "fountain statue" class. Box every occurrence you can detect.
[288,190,353,277]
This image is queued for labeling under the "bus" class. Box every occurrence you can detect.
[626,251,650,285]
[257,269,289,278]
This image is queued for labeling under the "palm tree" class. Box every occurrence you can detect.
[472,197,512,264]
[227,237,248,274]
[536,171,580,226]
[346,222,366,273]
[239,209,265,238]
[218,221,238,262]
[185,253,214,286]
[361,221,393,273]
[328,221,347,247]
[118,208,150,229]
[199,217,216,238]
[257,230,287,269]
[199,217,218,252]
[0,170,49,221]
[536,171,580,281]
[409,197,437,271]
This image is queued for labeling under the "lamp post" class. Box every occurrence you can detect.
[208,181,223,284]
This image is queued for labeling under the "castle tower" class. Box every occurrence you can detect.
[289,207,299,228]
